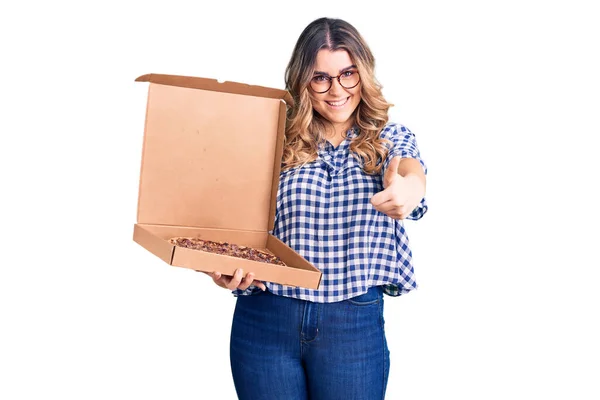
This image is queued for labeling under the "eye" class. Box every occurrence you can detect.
[312,75,329,82]
[342,70,356,77]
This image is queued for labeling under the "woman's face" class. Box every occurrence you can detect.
[309,49,361,133]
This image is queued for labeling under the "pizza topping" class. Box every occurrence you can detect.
[169,237,286,266]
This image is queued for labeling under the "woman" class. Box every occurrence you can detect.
[207,17,427,399]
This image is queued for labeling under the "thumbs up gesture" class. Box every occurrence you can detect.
[370,156,426,220]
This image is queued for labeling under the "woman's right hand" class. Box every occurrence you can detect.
[205,268,267,291]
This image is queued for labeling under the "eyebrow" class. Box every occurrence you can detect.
[313,65,357,76]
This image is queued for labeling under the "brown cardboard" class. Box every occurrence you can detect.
[133,73,321,289]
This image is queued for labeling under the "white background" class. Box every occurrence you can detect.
[1,0,599,399]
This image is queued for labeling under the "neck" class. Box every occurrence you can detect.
[326,121,353,139]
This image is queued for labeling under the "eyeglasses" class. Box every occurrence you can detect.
[309,70,360,93]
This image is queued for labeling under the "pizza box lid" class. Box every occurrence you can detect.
[134,73,293,232]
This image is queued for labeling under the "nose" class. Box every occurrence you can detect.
[328,78,345,95]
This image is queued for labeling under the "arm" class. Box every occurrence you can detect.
[398,157,426,194]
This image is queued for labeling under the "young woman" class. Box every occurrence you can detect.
[207,17,428,399]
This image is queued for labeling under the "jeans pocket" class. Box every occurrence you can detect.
[345,286,383,306]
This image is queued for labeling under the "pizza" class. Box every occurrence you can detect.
[169,237,286,266]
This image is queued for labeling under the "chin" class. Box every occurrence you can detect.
[330,116,353,126]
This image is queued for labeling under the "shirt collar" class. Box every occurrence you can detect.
[318,125,359,152]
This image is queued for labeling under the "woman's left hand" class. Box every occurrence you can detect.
[370,156,426,220]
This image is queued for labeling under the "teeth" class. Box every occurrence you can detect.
[326,98,348,106]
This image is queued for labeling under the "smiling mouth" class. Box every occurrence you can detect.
[325,97,350,107]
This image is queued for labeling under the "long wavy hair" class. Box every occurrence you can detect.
[283,17,392,174]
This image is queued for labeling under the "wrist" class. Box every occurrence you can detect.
[403,173,426,197]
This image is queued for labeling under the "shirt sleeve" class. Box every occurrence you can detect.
[381,124,428,220]
[232,285,263,296]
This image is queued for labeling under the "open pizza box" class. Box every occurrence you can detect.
[132,73,322,289]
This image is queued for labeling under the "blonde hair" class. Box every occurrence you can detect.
[283,17,392,174]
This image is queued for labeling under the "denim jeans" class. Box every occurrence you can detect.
[230,286,390,400]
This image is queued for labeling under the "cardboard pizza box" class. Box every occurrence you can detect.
[132,73,322,289]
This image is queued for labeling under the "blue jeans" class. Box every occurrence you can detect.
[230,286,390,400]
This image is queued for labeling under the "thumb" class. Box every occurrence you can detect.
[384,156,401,188]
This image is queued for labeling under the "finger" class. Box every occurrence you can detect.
[384,156,402,187]
[396,207,406,219]
[376,200,403,214]
[209,271,222,281]
[399,205,415,219]
[253,280,267,291]
[226,269,244,290]
[208,271,229,289]
[370,188,393,207]
[237,272,255,291]
[372,200,410,219]
[395,205,411,220]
